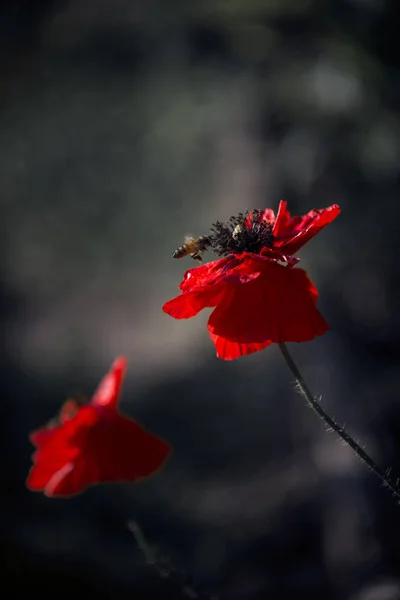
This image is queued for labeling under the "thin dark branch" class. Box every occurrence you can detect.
[128,521,218,599]
[279,343,400,503]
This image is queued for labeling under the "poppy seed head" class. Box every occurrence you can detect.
[209,210,274,257]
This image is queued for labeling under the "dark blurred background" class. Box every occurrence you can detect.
[2,1,400,598]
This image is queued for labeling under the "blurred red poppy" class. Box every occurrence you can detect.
[26,358,171,497]
[163,201,340,360]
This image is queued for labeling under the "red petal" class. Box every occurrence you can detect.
[269,200,289,237]
[44,450,102,497]
[284,205,341,254]
[47,412,171,496]
[163,255,263,320]
[88,411,171,482]
[26,357,171,497]
[259,208,276,225]
[209,329,272,360]
[31,451,98,498]
[44,461,82,497]
[178,256,237,292]
[207,263,329,360]
[26,428,81,492]
[27,408,171,497]
[30,425,58,448]
[91,357,127,409]
[274,203,341,254]
[259,246,299,266]
[26,407,100,495]
[163,286,226,319]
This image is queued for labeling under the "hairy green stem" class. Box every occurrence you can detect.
[279,343,400,502]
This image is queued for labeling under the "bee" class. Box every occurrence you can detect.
[172,236,211,262]
[232,224,244,240]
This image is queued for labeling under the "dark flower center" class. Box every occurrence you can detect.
[208,210,274,257]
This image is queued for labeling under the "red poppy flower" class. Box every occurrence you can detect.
[163,201,340,360]
[26,358,171,497]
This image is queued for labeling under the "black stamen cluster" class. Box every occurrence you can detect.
[208,210,274,257]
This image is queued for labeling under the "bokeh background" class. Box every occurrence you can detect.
[2,1,400,598]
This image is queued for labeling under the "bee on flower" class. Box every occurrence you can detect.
[172,235,211,262]
[164,201,340,360]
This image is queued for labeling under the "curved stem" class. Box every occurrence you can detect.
[279,343,400,502]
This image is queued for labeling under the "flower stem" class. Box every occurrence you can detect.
[128,521,218,599]
[279,342,400,502]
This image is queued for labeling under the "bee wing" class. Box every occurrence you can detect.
[183,235,195,243]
